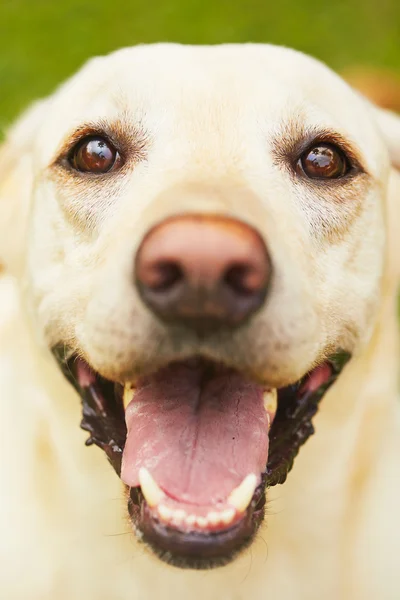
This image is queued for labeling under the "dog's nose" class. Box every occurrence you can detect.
[135,215,271,330]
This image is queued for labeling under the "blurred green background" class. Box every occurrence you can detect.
[0,0,399,136]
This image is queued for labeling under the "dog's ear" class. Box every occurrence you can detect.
[371,107,400,171]
[343,70,400,169]
[0,99,49,275]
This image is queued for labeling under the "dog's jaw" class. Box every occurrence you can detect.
[53,347,350,569]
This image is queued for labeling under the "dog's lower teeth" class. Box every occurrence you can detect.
[156,506,238,529]
[220,508,236,524]
[172,509,187,523]
[196,516,208,528]
[185,514,197,527]
[149,473,257,528]
[207,511,221,526]
[227,473,258,513]
[158,504,173,521]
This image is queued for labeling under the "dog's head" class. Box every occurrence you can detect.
[1,44,399,569]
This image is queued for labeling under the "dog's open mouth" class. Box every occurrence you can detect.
[53,349,350,568]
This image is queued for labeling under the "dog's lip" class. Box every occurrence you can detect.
[52,347,351,568]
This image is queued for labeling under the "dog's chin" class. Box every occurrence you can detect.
[127,467,268,569]
[53,348,350,570]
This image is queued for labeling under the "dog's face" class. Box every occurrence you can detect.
[1,43,398,568]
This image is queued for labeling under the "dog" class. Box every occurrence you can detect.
[0,43,399,600]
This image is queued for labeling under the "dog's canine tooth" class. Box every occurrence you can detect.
[123,383,136,408]
[220,508,236,525]
[227,473,258,512]
[138,467,165,507]
[263,388,277,416]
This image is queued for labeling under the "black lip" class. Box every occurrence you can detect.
[265,350,350,486]
[52,348,350,568]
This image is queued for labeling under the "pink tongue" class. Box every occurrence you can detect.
[121,362,269,506]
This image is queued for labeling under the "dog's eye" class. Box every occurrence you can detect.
[69,136,120,173]
[297,143,349,179]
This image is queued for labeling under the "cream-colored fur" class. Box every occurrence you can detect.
[0,44,399,600]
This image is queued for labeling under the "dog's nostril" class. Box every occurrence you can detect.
[146,261,184,292]
[224,264,262,297]
[135,215,272,328]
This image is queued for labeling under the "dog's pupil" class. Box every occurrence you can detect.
[301,144,347,179]
[73,137,116,173]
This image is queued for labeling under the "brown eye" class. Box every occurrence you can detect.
[69,136,120,173]
[297,143,349,179]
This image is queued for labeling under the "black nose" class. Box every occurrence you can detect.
[135,215,272,330]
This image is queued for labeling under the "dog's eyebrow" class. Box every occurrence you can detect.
[51,119,149,166]
[270,120,367,175]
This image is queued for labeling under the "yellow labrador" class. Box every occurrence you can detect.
[0,44,399,600]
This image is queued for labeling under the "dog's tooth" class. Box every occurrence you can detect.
[185,514,197,528]
[227,473,258,513]
[207,511,221,526]
[220,508,236,525]
[263,388,277,415]
[172,509,187,523]
[158,504,173,521]
[138,467,165,508]
[196,516,209,528]
[123,384,136,408]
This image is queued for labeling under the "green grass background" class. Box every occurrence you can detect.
[0,0,399,136]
